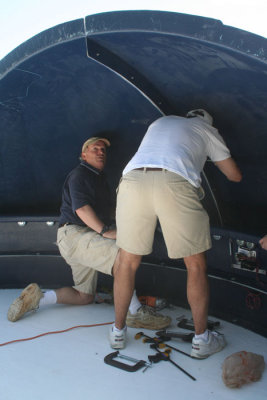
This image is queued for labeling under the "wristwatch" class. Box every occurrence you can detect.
[100,224,110,236]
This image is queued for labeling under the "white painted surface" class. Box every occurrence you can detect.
[0,289,266,400]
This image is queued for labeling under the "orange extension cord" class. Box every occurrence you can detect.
[0,321,113,347]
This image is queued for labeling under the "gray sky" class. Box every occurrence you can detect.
[0,0,266,60]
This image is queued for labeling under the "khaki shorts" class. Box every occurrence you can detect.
[57,225,118,294]
[116,169,211,258]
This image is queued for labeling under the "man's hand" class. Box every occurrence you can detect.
[259,235,267,250]
[103,228,117,240]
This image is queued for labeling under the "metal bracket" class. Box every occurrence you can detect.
[232,243,266,275]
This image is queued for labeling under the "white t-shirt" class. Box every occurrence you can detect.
[123,115,231,188]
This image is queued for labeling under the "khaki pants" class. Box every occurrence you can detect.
[116,170,211,258]
[57,224,118,294]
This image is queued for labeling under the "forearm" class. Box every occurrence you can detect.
[76,204,116,239]
[76,204,105,233]
[215,157,242,182]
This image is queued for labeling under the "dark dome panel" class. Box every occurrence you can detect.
[0,10,266,233]
[0,39,161,215]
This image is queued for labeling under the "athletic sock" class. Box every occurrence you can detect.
[113,323,127,333]
[194,329,209,342]
[39,290,57,307]
[128,290,142,315]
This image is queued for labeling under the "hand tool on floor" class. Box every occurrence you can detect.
[104,351,152,372]
[135,331,196,359]
[177,318,220,331]
[149,344,196,381]
[156,330,194,342]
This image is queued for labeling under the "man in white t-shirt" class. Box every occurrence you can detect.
[109,109,242,357]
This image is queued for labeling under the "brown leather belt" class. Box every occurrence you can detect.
[135,168,164,171]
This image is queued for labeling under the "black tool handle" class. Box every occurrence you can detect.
[177,318,220,331]
[168,358,196,381]
[104,351,146,372]
[152,347,196,381]
[148,353,167,364]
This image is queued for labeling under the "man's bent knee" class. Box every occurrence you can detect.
[112,249,142,277]
[119,249,142,270]
[184,252,207,272]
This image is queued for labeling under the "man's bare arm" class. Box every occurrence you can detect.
[76,204,116,239]
[214,157,242,182]
[259,235,267,250]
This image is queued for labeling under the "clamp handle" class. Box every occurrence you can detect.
[104,351,147,372]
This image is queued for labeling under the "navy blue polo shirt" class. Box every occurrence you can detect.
[59,161,112,227]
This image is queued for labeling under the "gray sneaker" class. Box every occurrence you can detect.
[7,283,43,322]
[126,305,171,330]
[191,330,226,359]
[109,326,127,349]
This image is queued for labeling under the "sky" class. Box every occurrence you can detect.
[0,0,266,60]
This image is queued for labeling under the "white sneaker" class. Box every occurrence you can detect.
[191,330,226,359]
[109,326,127,349]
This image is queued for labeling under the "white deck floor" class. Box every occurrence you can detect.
[1,289,266,400]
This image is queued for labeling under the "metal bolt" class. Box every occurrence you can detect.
[117,353,141,363]
[18,221,27,226]
[117,353,151,371]
[46,221,55,226]
[246,241,255,250]
[213,235,222,240]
